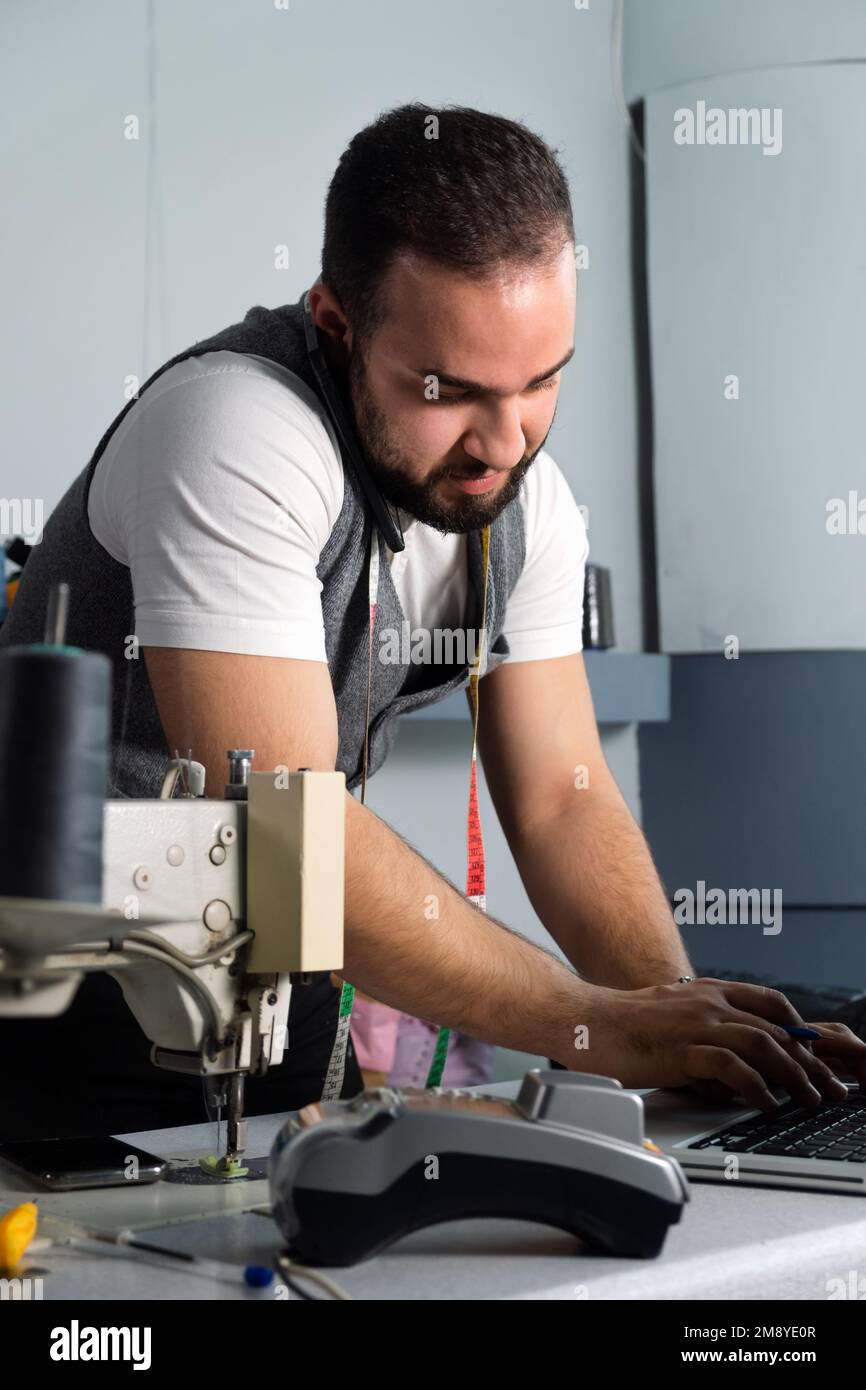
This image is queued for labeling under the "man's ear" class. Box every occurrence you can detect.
[308,281,351,364]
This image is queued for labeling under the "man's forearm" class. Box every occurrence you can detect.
[341,790,591,1064]
[510,775,693,989]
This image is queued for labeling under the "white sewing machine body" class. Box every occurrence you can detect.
[0,770,345,1088]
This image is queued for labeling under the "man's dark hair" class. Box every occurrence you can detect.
[320,102,575,347]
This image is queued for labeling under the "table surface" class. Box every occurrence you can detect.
[3,1082,865,1301]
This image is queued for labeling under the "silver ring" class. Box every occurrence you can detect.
[678,975,695,983]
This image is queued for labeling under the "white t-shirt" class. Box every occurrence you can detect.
[87,350,588,664]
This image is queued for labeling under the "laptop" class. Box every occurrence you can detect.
[642,1083,866,1194]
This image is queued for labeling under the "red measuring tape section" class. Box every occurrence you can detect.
[321,522,491,1099]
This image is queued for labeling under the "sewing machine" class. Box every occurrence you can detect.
[0,750,345,1174]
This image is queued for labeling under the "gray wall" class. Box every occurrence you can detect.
[623,0,866,101]
[644,62,866,652]
[622,0,866,654]
[640,654,866,992]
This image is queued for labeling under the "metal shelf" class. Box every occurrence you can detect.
[406,651,670,724]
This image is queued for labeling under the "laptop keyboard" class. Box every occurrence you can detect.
[686,1089,866,1161]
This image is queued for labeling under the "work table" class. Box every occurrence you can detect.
[2,1082,863,1300]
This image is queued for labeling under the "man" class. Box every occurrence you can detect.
[2,102,864,1140]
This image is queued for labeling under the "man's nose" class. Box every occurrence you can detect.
[460,401,527,471]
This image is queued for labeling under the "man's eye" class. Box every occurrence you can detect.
[434,378,558,406]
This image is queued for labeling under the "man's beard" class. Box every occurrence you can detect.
[346,347,547,535]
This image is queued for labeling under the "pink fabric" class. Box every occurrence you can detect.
[388,1015,495,1088]
[349,994,495,1087]
[348,996,402,1072]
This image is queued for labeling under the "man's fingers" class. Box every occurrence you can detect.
[685,1045,779,1114]
[806,1021,866,1053]
[707,1024,835,1107]
[811,1055,863,1087]
[806,1023,866,1090]
[721,1009,848,1101]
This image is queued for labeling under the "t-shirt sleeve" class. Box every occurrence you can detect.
[500,449,589,662]
[87,353,344,661]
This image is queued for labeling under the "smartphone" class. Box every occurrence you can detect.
[0,1135,168,1190]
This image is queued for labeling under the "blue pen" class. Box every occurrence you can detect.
[780,1024,822,1040]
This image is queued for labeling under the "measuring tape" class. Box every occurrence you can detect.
[321,523,491,1100]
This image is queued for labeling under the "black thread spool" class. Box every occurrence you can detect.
[582,564,615,650]
[0,584,111,903]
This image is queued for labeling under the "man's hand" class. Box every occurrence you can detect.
[573,977,866,1112]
